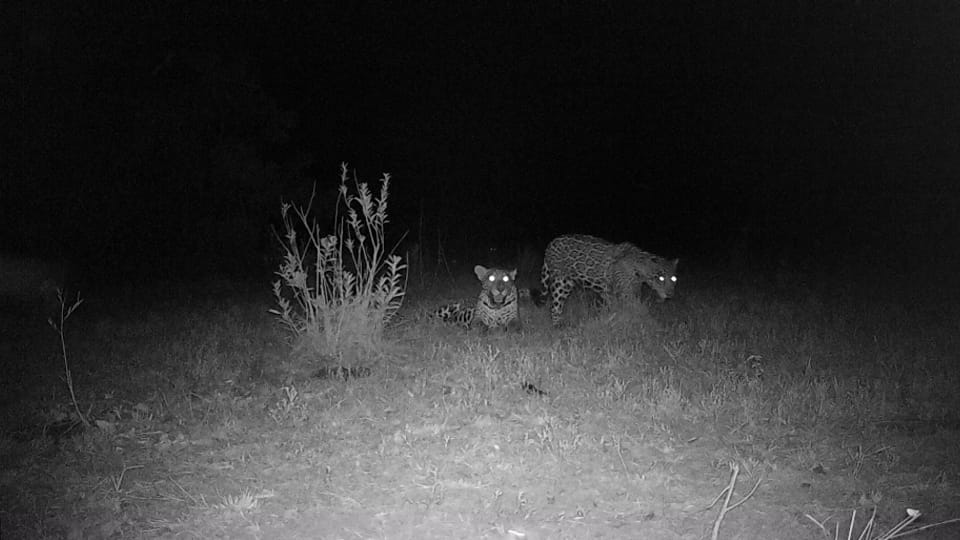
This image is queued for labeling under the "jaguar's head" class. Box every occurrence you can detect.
[475,265,517,305]
[645,258,678,300]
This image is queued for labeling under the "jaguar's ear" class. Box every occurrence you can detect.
[672,258,679,268]
[474,265,488,281]
[509,269,517,281]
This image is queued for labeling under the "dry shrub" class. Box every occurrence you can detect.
[271,163,405,364]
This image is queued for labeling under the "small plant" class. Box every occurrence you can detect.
[215,489,261,513]
[271,163,406,362]
[268,384,301,425]
[48,289,89,428]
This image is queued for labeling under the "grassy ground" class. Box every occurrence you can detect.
[1,271,959,539]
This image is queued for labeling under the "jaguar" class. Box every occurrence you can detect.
[432,265,521,331]
[532,234,677,326]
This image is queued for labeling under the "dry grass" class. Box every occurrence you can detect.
[1,271,959,539]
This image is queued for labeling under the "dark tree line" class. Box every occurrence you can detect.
[10,4,308,282]
[7,2,959,294]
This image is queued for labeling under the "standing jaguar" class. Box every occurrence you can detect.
[432,265,521,331]
[533,234,677,326]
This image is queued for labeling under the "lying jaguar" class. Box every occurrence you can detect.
[532,234,677,326]
[432,265,521,331]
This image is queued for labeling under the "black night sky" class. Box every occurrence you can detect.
[9,2,960,299]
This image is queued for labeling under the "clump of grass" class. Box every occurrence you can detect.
[271,163,406,364]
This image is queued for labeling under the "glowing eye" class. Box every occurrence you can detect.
[488,275,496,281]
[671,276,677,282]
[658,276,665,281]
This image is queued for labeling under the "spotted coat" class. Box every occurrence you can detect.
[534,234,677,326]
[433,265,521,331]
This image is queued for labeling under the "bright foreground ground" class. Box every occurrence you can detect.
[2,277,959,539]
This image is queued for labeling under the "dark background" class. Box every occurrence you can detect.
[7,2,959,299]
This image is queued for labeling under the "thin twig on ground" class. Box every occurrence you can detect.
[706,462,763,540]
